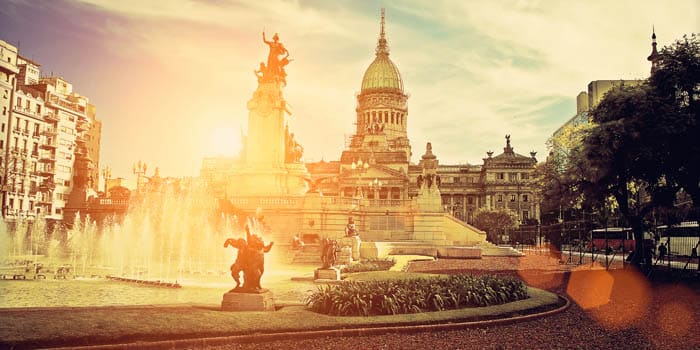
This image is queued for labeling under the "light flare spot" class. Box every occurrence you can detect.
[566,263,613,309]
[655,285,696,338]
[587,268,652,329]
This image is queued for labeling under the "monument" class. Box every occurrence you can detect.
[203,10,520,261]
[314,238,341,280]
[226,31,309,196]
[221,225,275,311]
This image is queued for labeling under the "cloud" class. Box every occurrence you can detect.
[4,0,697,176]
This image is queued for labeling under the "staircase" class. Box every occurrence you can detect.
[290,244,322,264]
[477,240,524,257]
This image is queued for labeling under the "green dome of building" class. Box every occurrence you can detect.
[360,10,403,93]
[361,54,403,92]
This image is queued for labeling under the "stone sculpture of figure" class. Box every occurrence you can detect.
[262,31,290,82]
[436,175,441,188]
[223,225,273,292]
[345,217,358,237]
[284,128,304,163]
[417,174,424,189]
[254,62,266,82]
[320,238,338,269]
[426,174,434,188]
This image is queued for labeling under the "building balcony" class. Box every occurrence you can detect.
[41,128,58,137]
[38,181,55,192]
[38,166,54,176]
[10,147,20,155]
[40,140,57,149]
[0,59,20,74]
[75,135,87,144]
[12,127,22,135]
[32,132,40,140]
[39,153,56,163]
[30,151,39,159]
[44,112,59,123]
[76,120,89,132]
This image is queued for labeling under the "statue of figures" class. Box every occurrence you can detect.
[284,127,304,163]
[436,175,441,188]
[417,174,424,189]
[345,217,358,237]
[426,174,434,188]
[320,238,338,269]
[254,62,266,82]
[224,225,273,292]
[261,31,291,84]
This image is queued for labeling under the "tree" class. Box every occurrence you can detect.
[473,208,519,244]
[648,34,700,205]
[579,34,700,265]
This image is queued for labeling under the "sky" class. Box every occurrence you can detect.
[0,0,698,179]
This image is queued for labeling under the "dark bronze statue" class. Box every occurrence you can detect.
[320,238,338,269]
[224,225,273,292]
[345,217,358,237]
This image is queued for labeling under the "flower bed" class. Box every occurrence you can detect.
[341,257,396,274]
[306,274,528,316]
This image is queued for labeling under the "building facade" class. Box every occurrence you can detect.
[301,12,540,226]
[0,38,102,225]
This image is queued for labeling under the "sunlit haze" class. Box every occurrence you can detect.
[1,0,697,178]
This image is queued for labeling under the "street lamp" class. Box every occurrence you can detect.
[368,177,382,200]
[101,166,111,193]
[132,160,147,192]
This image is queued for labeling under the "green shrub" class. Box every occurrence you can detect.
[341,257,396,274]
[305,274,528,316]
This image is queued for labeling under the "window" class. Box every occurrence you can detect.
[509,173,518,182]
[522,211,529,221]
[36,105,41,114]
[2,106,5,115]
[2,90,7,98]
[521,173,529,180]
[510,194,516,202]
[0,140,3,149]
[467,196,474,205]
[497,195,503,202]
[523,194,529,202]
[497,173,505,180]
[453,177,460,183]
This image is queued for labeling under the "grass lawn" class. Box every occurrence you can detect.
[0,286,560,349]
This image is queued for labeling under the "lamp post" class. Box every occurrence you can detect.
[351,159,369,198]
[101,166,111,193]
[132,160,147,192]
[368,177,382,201]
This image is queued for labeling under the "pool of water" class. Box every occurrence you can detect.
[0,267,317,308]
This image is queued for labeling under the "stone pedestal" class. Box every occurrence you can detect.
[340,235,361,261]
[337,246,353,265]
[314,267,340,281]
[221,289,275,311]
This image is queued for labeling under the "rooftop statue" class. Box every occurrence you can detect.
[260,31,292,85]
[224,225,273,292]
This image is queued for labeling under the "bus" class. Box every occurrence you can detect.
[589,227,636,252]
[655,221,700,257]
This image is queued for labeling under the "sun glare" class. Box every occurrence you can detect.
[206,126,241,157]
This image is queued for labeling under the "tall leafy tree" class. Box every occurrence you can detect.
[580,34,700,264]
[473,208,519,243]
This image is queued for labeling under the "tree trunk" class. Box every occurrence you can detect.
[630,216,646,267]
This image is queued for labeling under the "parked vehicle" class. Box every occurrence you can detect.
[655,221,700,257]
